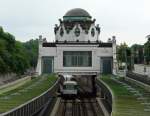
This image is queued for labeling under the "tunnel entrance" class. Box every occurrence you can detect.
[74,75,97,98]
[59,74,97,99]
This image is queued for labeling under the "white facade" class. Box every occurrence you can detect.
[36,8,117,76]
[55,24,99,42]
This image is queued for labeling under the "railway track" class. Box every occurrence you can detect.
[51,76,106,116]
[55,98,104,116]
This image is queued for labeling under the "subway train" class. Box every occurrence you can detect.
[61,74,78,98]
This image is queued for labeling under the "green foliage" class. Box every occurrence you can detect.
[0,26,38,74]
[131,44,144,64]
[117,42,130,63]
[23,39,38,68]
[0,56,8,73]
[117,38,150,66]
[117,42,148,69]
[144,38,150,64]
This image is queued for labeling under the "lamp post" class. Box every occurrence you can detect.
[124,47,128,77]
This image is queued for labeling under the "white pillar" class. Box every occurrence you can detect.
[36,35,43,75]
[112,36,117,75]
[36,57,42,75]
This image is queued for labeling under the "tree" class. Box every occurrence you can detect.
[117,43,131,69]
[131,44,144,64]
[144,37,150,64]
[23,39,38,68]
[0,56,9,74]
[0,26,38,75]
[117,43,128,62]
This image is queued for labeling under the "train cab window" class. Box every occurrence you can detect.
[65,85,74,90]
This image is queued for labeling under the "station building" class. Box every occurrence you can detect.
[36,8,117,76]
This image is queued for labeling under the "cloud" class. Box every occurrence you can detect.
[0,0,149,45]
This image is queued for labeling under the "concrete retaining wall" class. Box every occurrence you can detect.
[125,76,150,92]
[0,76,31,94]
[134,64,150,77]
[0,73,17,86]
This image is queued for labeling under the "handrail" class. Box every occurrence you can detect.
[96,78,114,116]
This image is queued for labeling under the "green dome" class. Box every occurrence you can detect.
[63,8,91,21]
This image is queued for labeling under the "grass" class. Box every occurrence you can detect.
[100,75,150,116]
[0,74,57,113]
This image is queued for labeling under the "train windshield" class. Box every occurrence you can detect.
[64,84,77,90]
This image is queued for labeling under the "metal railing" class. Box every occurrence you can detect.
[96,79,112,113]
[0,78,60,116]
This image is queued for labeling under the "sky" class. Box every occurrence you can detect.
[0,0,150,46]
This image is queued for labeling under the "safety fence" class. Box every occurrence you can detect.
[0,77,60,116]
[96,79,112,114]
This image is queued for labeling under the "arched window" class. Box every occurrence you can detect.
[91,28,95,37]
[74,27,80,37]
[60,28,64,37]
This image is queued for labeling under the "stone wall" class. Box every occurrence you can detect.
[134,64,150,77]
[0,73,17,86]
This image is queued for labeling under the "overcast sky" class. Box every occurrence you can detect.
[0,0,150,45]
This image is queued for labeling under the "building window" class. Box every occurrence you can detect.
[63,51,92,67]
